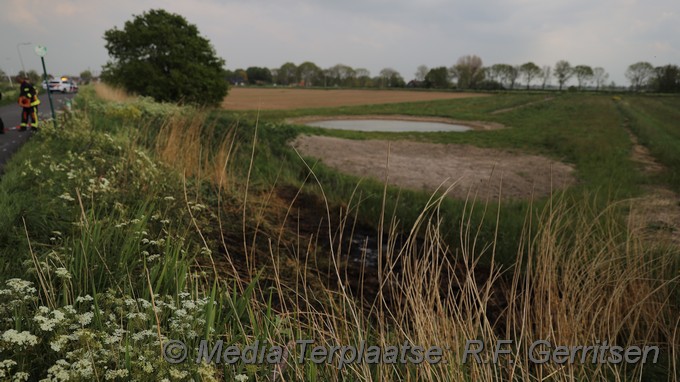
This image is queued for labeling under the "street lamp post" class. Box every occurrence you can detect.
[2,59,13,87]
[16,42,31,75]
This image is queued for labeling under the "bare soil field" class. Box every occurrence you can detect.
[292,135,576,200]
[222,88,489,110]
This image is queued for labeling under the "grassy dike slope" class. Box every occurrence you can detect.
[0,88,677,380]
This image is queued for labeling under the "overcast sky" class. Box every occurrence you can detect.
[1,0,678,86]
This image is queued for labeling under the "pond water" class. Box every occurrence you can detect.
[304,119,471,132]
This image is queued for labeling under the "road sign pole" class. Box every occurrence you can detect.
[40,57,57,129]
[34,45,57,129]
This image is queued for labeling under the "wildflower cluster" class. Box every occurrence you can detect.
[78,89,189,123]
[0,279,223,380]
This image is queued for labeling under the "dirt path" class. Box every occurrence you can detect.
[292,135,576,200]
[626,129,680,247]
[490,96,554,115]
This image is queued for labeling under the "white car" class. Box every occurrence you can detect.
[46,79,75,93]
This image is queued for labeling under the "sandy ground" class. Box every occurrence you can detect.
[292,135,576,200]
[626,130,680,246]
[222,88,489,110]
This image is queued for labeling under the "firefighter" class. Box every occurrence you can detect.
[18,77,41,131]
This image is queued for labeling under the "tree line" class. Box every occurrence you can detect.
[227,56,680,93]
[0,69,96,87]
[225,63,406,88]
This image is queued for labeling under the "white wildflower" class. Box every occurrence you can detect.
[6,279,36,295]
[104,369,129,380]
[178,292,190,299]
[55,268,71,279]
[126,312,146,321]
[50,335,70,352]
[12,371,29,381]
[34,309,66,332]
[1,329,38,348]
[75,295,94,303]
[63,305,76,315]
[0,360,17,378]
[169,369,188,379]
[140,361,153,373]
[235,374,249,382]
[104,328,126,345]
[70,358,94,378]
[77,312,94,326]
[58,193,75,202]
[136,299,152,310]
[190,203,207,212]
[45,359,71,381]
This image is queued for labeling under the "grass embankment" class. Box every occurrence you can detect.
[0,87,677,380]
[225,92,645,267]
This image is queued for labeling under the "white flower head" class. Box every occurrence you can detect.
[1,329,38,348]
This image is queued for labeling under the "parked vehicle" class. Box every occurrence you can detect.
[44,77,78,93]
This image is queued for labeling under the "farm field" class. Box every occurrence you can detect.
[221,87,490,110]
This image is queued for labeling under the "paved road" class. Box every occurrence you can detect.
[0,92,76,173]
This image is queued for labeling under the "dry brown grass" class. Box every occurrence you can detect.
[269,190,680,381]
[222,87,490,110]
[93,82,134,102]
[153,110,236,192]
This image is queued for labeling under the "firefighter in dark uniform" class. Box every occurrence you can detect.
[18,78,40,131]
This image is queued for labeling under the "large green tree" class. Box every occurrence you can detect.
[519,62,541,89]
[79,70,93,84]
[297,62,322,87]
[625,61,654,91]
[573,65,594,90]
[452,55,485,89]
[277,62,298,85]
[553,60,573,91]
[652,65,680,93]
[245,66,272,85]
[592,67,608,91]
[102,9,228,105]
[424,67,451,88]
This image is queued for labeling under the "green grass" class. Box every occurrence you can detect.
[0,87,18,107]
[615,95,680,191]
